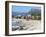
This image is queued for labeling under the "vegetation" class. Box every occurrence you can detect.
[28,9,41,20]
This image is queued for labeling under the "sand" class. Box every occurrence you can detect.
[12,18,41,31]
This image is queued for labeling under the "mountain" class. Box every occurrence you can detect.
[12,12,29,16]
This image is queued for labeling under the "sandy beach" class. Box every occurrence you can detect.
[12,18,41,31]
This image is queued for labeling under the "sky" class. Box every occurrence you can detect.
[12,5,41,16]
[12,5,32,13]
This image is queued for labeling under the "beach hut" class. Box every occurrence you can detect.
[36,16,41,20]
[31,16,35,20]
[26,14,31,20]
[21,16,25,19]
[17,15,21,19]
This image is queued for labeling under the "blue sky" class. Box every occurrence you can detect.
[12,5,32,13]
[12,5,41,16]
